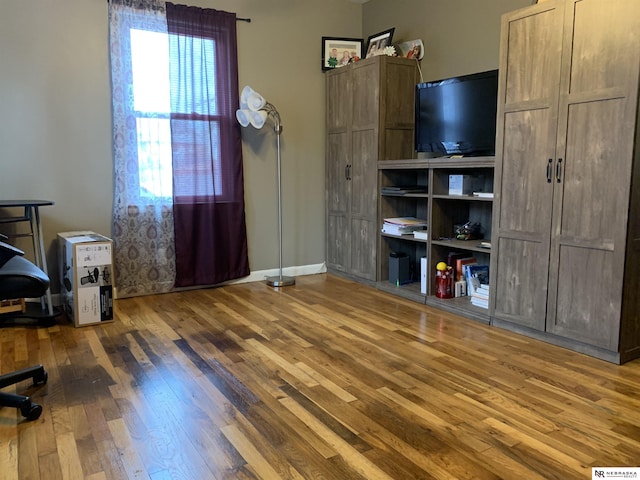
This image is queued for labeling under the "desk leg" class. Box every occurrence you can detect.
[30,207,54,316]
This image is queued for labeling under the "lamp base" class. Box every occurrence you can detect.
[266,275,295,287]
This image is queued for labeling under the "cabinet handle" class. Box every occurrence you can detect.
[556,158,563,183]
[546,158,553,183]
[345,164,352,180]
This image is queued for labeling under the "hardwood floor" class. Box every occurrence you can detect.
[1,273,640,479]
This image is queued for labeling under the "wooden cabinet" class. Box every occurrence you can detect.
[378,158,494,324]
[326,56,418,282]
[490,0,640,363]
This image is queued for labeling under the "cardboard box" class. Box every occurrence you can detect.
[58,231,114,327]
[449,174,483,195]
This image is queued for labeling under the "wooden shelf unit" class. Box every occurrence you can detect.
[378,157,494,323]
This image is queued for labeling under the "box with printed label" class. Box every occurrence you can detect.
[448,174,482,195]
[58,231,114,327]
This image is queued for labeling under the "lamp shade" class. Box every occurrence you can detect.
[246,91,266,111]
[240,85,266,111]
[236,109,251,127]
[248,110,268,129]
[239,85,254,105]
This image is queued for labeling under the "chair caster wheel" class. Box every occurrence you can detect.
[21,403,42,421]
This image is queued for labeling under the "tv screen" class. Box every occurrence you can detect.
[415,69,498,156]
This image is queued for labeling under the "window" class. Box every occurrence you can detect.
[128,28,224,201]
[130,29,172,198]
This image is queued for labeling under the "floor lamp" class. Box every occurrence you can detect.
[236,86,295,287]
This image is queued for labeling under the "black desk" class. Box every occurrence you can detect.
[0,200,54,315]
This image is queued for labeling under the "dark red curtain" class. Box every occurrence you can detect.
[166,3,249,287]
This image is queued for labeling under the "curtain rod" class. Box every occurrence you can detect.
[106,1,251,22]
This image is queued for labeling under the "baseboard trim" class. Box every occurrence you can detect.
[227,262,328,285]
[40,263,328,304]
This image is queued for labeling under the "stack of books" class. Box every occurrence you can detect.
[463,263,490,309]
[381,217,428,236]
[471,284,489,309]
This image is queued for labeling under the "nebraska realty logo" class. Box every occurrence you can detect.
[593,468,639,479]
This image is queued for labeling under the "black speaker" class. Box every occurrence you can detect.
[389,252,411,285]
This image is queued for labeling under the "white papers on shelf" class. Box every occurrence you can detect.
[381,217,428,236]
[420,256,427,294]
[472,192,494,198]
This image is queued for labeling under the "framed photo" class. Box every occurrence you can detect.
[365,28,395,58]
[322,37,363,71]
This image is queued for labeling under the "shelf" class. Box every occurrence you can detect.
[378,157,495,170]
[377,156,494,325]
[377,281,426,303]
[431,239,491,253]
[426,295,490,324]
[432,194,493,202]
[381,193,429,199]
[381,232,428,243]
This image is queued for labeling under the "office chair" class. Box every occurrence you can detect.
[0,239,50,420]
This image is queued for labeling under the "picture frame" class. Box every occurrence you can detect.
[321,37,363,71]
[365,28,395,58]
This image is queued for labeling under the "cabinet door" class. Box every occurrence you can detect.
[491,2,564,330]
[545,0,640,348]
[327,132,350,272]
[349,129,377,280]
[326,69,351,272]
[349,60,380,280]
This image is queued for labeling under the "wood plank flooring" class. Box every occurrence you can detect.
[1,273,640,479]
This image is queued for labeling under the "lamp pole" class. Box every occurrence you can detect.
[236,87,295,287]
[263,104,295,287]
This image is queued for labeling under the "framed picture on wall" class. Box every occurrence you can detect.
[321,37,363,71]
[365,28,395,58]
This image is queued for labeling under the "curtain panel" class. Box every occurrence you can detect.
[109,0,176,297]
[166,3,249,287]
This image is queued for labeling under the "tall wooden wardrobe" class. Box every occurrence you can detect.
[490,0,640,363]
[325,55,418,282]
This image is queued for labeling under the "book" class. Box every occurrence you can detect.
[456,257,477,282]
[382,217,428,236]
[470,297,489,309]
[463,264,489,296]
[382,223,423,236]
[472,192,494,198]
[468,264,490,285]
[471,287,489,301]
[446,252,468,270]
[383,217,428,226]
[413,230,428,240]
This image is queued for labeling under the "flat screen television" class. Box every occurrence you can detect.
[414,69,499,157]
